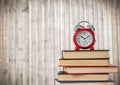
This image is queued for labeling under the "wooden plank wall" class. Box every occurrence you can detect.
[0,0,120,85]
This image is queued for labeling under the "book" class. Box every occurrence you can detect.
[63,65,118,74]
[55,79,114,85]
[59,58,109,66]
[57,71,109,81]
[62,50,109,59]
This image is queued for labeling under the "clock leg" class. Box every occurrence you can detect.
[75,46,79,51]
[90,46,94,50]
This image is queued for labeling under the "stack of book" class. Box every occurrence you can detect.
[56,50,118,85]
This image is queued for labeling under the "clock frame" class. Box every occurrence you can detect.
[73,28,95,50]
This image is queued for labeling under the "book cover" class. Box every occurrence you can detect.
[62,50,109,59]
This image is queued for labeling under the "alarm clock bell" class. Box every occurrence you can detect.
[73,21,96,51]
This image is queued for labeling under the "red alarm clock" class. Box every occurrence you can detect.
[73,21,96,50]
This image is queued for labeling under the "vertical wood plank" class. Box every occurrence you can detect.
[2,1,5,84]
[102,0,108,49]
[44,0,49,85]
[0,0,2,83]
[47,0,55,85]
[22,0,29,85]
[64,0,70,50]
[111,0,118,65]
[88,0,93,23]
[3,0,9,85]
[79,0,84,21]
[83,0,87,22]
[70,0,75,50]
[97,0,104,49]
[0,0,3,84]
[15,0,23,85]
[107,1,114,75]
[37,0,42,85]
[111,0,118,85]
[54,0,61,84]
[93,0,99,49]
[7,0,11,84]
[41,0,46,85]
[107,0,113,64]
[29,0,38,85]
[116,0,120,85]
[60,0,65,50]
[28,0,32,84]
[9,0,16,85]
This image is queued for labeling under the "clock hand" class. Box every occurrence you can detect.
[79,35,85,39]
[85,35,90,39]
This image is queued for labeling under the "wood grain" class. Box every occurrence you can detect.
[0,0,120,85]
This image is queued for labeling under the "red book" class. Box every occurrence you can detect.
[63,65,118,74]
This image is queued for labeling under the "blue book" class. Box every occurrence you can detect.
[55,79,114,85]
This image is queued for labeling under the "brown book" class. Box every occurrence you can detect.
[63,65,118,74]
[56,79,114,85]
[62,50,109,59]
[58,71,109,81]
[59,58,109,66]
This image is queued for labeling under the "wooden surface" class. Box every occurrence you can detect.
[0,0,120,85]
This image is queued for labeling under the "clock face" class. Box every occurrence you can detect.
[76,31,93,47]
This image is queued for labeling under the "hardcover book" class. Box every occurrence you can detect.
[58,71,109,81]
[56,79,114,85]
[59,58,109,66]
[63,65,118,74]
[62,50,109,59]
